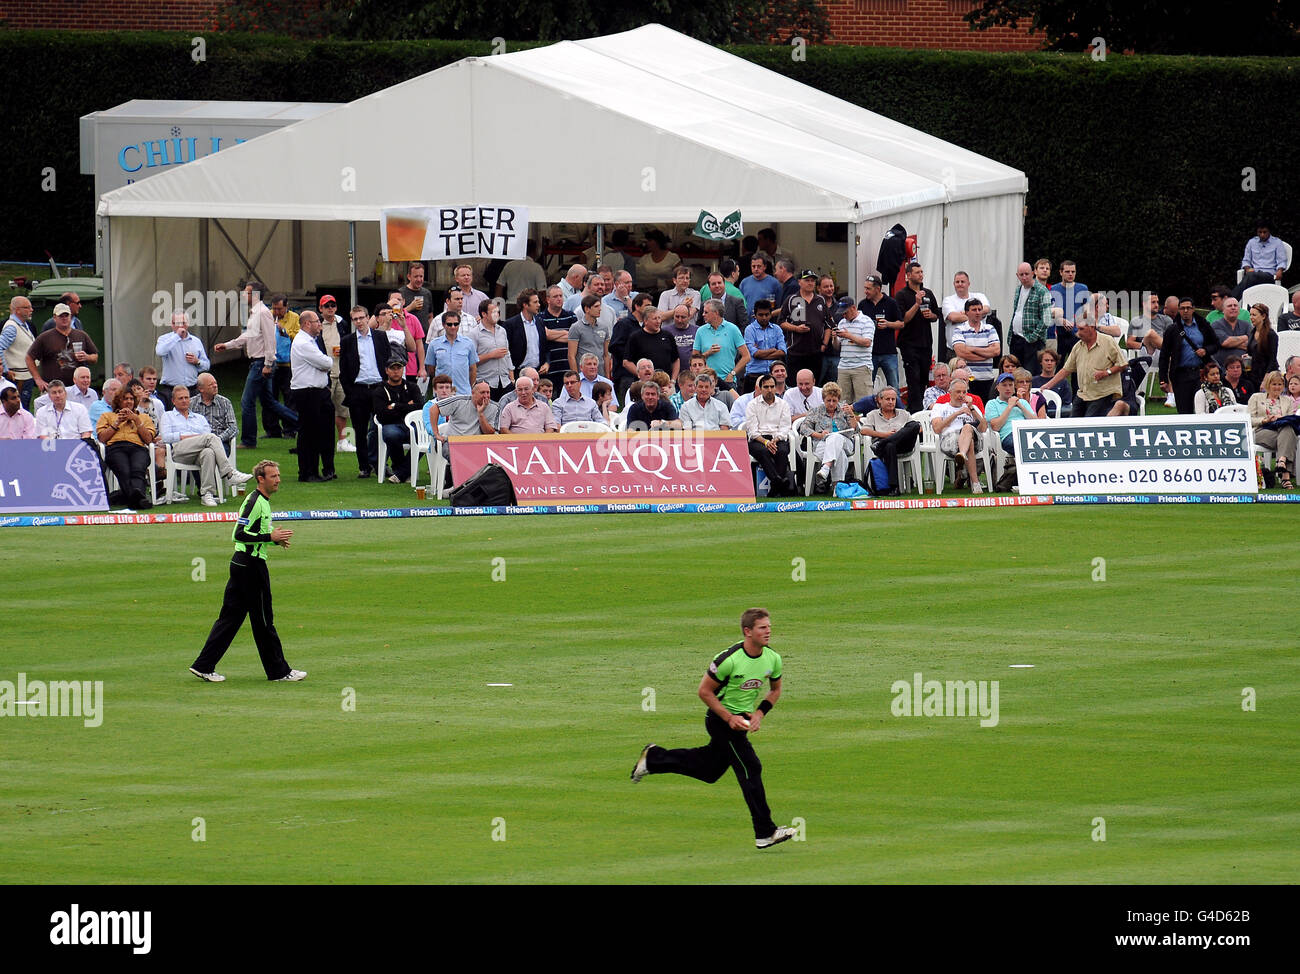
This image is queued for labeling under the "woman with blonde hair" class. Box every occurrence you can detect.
[1248,371,1297,489]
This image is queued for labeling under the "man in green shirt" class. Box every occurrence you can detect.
[190,460,306,683]
[631,608,796,849]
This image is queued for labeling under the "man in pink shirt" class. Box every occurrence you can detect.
[0,385,36,438]
[497,376,558,433]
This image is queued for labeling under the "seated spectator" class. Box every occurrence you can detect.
[0,384,36,439]
[784,368,822,420]
[652,370,673,400]
[670,371,695,410]
[624,377,681,431]
[984,372,1038,453]
[1194,361,1237,414]
[576,353,618,408]
[192,372,238,457]
[922,362,951,410]
[126,377,167,493]
[932,367,986,411]
[96,386,156,508]
[1235,221,1288,299]
[1129,292,1171,352]
[1248,371,1297,488]
[88,379,122,428]
[797,381,857,492]
[537,377,554,402]
[998,354,1020,375]
[428,379,501,465]
[552,371,604,426]
[162,386,253,504]
[1013,369,1048,420]
[1032,347,1072,415]
[498,376,558,433]
[372,357,423,482]
[592,381,614,424]
[1222,355,1254,405]
[679,372,732,430]
[856,386,919,492]
[498,367,544,410]
[744,374,795,496]
[1278,291,1300,331]
[34,380,93,440]
[930,378,988,493]
[423,374,455,437]
[69,367,99,410]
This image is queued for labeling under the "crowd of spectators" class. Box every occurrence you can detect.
[3,223,1294,499]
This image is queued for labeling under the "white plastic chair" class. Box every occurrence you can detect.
[375,415,413,484]
[1275,332,1300,374]
[165,441,225,504]
[792,432,819,495]
[858,427,924,494]
[1241,283,1287,327]
[609,410,628,431]
[1038,387,1063,419]
[1237,241,1292,285]
[1221,404,1273,468]
[559,421,612,433]
[405,411,448,498]
[923,410,993,494]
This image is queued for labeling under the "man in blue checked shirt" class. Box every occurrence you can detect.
[742,300,787,393]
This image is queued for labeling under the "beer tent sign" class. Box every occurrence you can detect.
[381,205,530,261]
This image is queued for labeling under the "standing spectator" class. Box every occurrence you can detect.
[495,244,548,312]
[739,254,782,312]
[39,291,84,332]
[425,315,478,395]
[833,298,874,405]
[398,264,434,333]
[626,307,681,381]
[694,300,749,391]
[637,230,681,293]
[1158,298,1221,414]
[858,274,901,391]
[952,299,1001,403]
[25,303,99,394]
[269,295,300,434]
[1212,298,1252,367]
[603,270,640,322]
[467,301,514,401]
[340,305,390,480]
[665,302,700,377]
[504,288,547,378]
[317,299,351,453]
[215,281,297,449]
[779,271,828,383]
[742,299,788,392]
[290,310,335,482]
[610,294,655,399]
[0,296,37,408]
[941,272,990,363]
[895,261,939,413]
[1047,260,1088,367]
[155,311,210,407]
[1005,262,1051,372]
[453,263,489,321]
[567,294,613,378]
[699,270,747,328]
[1040,317,1130,417]
[538,285,577,380]
[657,264,698,327]
[1247,303,1278,389]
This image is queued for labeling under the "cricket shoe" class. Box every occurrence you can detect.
[274,669,308,682]
[630,743,655,783]
[189,667,226,683]
[756,826,798,849]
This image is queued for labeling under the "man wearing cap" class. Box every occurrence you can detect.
[40,291,84,332]
[289,310,336,482]
[373,355,423,482]
[425,313,479,395]
[317,296,351,453]
[155,311,210,408]
[984,372,1038,454]
[858,274,902,392]
[895,261,939,412]
[26,302,99,394]
[834,297,875,404]
[0,296,38,408]
[1038,316,1130,417]
[779,270,829,384]
[340,305,390,478]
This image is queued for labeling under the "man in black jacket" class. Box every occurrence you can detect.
[503,288,548,381]
[1159,297,1222,414]
[339,306,391,477]
[372,356,423,483]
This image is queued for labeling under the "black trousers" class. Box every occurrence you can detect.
[347,384,382,473]
[1072,393,1123,418]
[749,438,793,496]
[272,364,297,434]
[1169,365,1201,415]
[968,379,995,404]
[785,352,822,385]
[294,386,335,479]
[900,346,930,413]
[646,710,776,840]
[192,554,291,680]
[866,421,921,488]
[104,441,151,507]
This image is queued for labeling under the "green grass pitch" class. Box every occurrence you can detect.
[2,505,1297,883]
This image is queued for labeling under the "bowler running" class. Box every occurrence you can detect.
[631,607,797,849]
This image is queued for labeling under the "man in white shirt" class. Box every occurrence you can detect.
[940,272,990,360]
[289,310,336,482]
[658,265,699,327]
[163,386,253,504]
[34,380,93,440]
[68,367,99,410]
[783,368,823,420]
[679,372,732,430]
[744,373,795,496]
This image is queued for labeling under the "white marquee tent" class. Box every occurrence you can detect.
[97,23,1027,371]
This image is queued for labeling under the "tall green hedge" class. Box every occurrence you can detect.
[1,31,1294,298]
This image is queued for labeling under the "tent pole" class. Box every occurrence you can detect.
[348,222,357,311]
[595,224,604,268]
[845,223,857,303]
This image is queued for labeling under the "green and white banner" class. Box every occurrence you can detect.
[693,208,743,241]
[1013,414,1257,495]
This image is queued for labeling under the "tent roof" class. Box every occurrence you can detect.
[98,25,1025,224]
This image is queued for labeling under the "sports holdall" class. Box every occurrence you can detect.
[448,462,517,507]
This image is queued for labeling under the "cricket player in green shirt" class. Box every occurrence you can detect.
[631,607,797,849]
[190,460,306,683]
